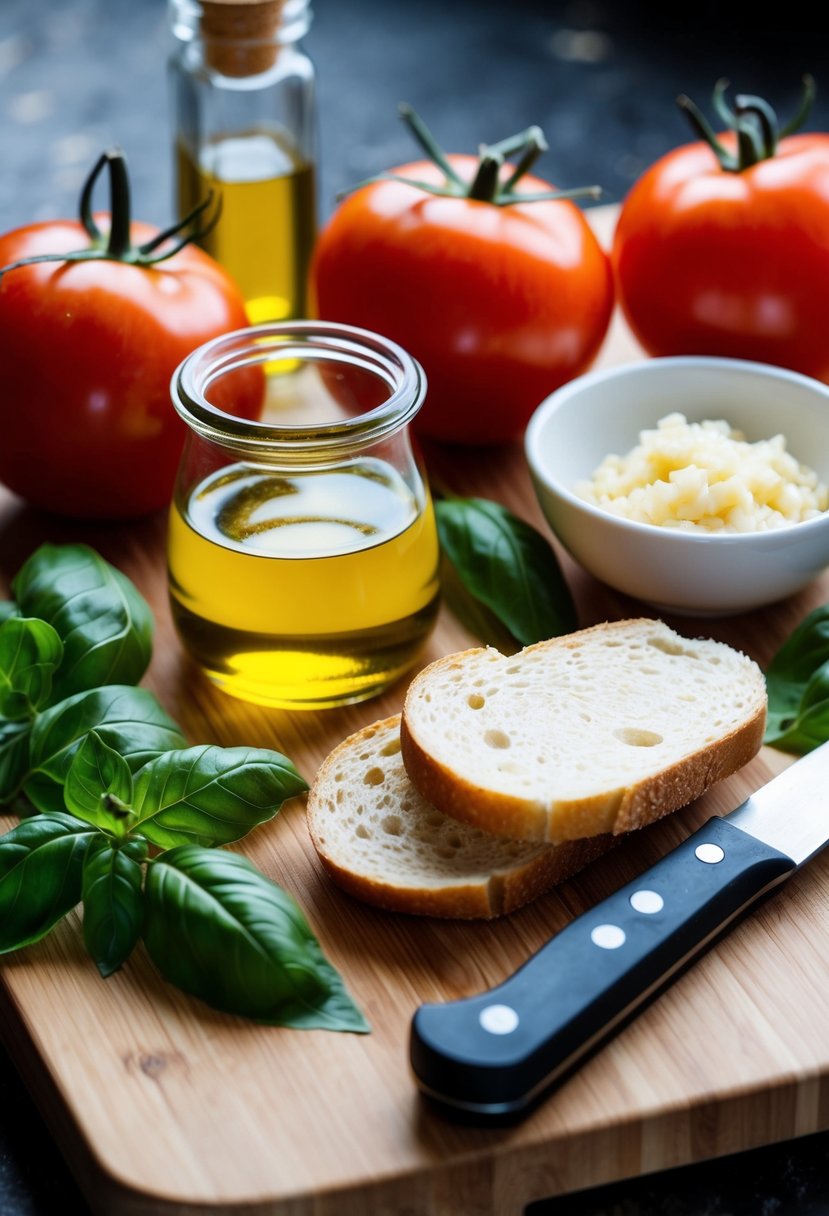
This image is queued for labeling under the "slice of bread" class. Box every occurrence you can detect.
[401,619,767,844]
[306,716,615,919]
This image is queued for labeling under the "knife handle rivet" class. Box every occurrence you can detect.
[630,889,664,914]
[590,923,626,949]
[695,843,725,864]
[479,1004,519,1035]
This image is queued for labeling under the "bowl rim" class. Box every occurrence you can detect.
[524,355,829,546]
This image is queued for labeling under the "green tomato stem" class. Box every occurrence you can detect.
[734,94,778,157]
[780,73,816,136]
[0,148,221,279]
[340,106,601,209]
[101,149,133,258]
[398,103,465,187]
[678,75,815,173]
[500,129,548,192]
[467,152,504,202]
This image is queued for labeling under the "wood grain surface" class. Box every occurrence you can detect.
[1,207,828,1216]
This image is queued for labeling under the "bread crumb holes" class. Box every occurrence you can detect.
[382,816,403,836]
[484,729,511,749]
[467,693,485,709]
[363,767,385,786]
[614,727,663,747]
[648,637,694,658]
[380,737,401,756]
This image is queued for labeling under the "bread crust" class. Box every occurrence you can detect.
[306,716,615,918]
[400,620,768,844]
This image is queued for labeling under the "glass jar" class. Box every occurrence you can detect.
[168,322,441,710]
[168,0,316,323]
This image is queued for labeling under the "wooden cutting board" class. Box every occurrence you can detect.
[1,206,828,1216]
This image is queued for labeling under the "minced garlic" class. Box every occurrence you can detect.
[576,413,828,532]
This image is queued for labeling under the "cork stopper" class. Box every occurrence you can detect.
[201,0,284,77]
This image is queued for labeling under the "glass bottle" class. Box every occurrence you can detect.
[168,0,316,323]
[168,322,441,710]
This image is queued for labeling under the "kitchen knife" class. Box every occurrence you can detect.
[410,743,829,1119]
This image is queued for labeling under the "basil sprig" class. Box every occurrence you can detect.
[0,543,368,1034]
[764,605,829,754]
[436,496,577,648]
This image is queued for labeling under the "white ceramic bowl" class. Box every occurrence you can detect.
[525,356,829,616]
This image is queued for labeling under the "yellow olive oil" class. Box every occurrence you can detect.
[176,132,316,323]
[168,460,440,708]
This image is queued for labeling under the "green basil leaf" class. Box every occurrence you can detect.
[435,497,577,647]
[765,607,829,751]
[0,811,99,952]
[131,746,308,849]
[64,731,135,830]
[25,686,186,814]
[438,554,520,655]
[0,617,64,720]
[765,660,829,753]
[768,696,829,754]
[0,601,18,625]
[144,846,369,1032]
[0,720,31,805]
[82,838,147,977]
[13,543,153,702]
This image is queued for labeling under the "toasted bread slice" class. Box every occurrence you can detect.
[401,619,767,843]
[306,716,614,918]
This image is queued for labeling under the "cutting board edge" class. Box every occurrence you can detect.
[4,952,828,1216]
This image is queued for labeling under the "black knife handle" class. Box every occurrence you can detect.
[410,817,796,1118]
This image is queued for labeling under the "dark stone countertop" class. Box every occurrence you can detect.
[1,1,829,1212]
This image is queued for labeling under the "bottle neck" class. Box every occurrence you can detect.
[170,0,312,76]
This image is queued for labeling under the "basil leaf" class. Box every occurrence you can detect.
[765,606,829,751]
[0,720,31,804]
[438,553,519,655]
[131,746,308,849]
[64,731,135,830]
[13,543,153,702]
[766,660,829,754]
[25,686,186,814]
[144,847,369,1032]
[82,838,147,977]
[0,617,64,720]
[0,811,98,952]
[0,601,18,625]
[435,497,577,647]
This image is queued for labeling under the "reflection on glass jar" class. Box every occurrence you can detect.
[168,322,440,709]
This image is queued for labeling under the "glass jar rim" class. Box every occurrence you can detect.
[171,320,427,457]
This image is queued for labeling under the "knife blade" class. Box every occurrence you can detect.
[410,742,829,1120]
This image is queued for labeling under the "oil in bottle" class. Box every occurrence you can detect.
[177,132,316,323]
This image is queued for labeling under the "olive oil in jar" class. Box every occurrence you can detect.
[168,459,440,708]
[177,133,315,323]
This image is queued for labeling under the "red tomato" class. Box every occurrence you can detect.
[613,132,829,378]
[311,155,613,444]
[0,217,252,519]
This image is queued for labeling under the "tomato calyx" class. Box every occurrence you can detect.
[0,148,219,279]
[339,104,602,208]
[678,74,816,172]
